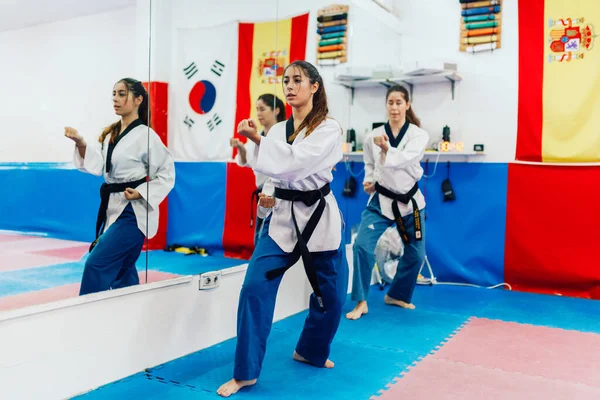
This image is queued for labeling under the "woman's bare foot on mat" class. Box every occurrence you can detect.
[384,294,416,309]
[345,301,369,320]
[293,351,334,368]
[217,378,257,397]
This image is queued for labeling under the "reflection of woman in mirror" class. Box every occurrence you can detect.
[346,84,429,321]
[64,78,175,296]
[218,61,348,397]
[230,94,286,244]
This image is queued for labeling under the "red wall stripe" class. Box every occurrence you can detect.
[223,163,257,259]
[504,163,600,299]
[286,13,310,118]
[290,13,309,63]
[515,0,544,162]
[222,23,256,259]
[230,23,254,159]
[142,81,169,251]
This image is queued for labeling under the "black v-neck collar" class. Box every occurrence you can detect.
[106,118,144,174]
[285,117,295,143]
[384,119,410,148]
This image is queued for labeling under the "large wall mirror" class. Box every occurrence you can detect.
[0,0,151,315]
[0,0,289,316]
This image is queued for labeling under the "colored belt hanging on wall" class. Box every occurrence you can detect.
[316,4,349,66]
[459,0,503,53]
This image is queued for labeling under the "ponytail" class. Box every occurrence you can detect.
[98,121,121,144]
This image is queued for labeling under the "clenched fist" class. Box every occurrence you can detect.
[64,126,85,146]
[258,193,275,208]
[363,182,375,194]
[230,138,244,149]
[124,188,142,200]
[237,119,259,143]
[373,135,389,153]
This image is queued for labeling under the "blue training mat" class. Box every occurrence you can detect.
[77,288,469,399]
[76,285,600,399]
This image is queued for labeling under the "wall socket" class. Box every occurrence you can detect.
[199,271,222,290]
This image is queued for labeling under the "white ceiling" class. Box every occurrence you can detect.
[0,0,137,32]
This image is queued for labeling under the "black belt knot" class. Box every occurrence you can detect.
[374,182,422,244]
[90,177,147,252]
[273,184,330,206]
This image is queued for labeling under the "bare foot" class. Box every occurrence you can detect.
[217,378,257,397]
[345,301,369,320]
[384,294,416,309]
[293,351,334,368]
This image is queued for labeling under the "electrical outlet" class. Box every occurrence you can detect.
[199,271,222,290]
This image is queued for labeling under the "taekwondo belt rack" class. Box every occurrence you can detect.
[459,0,503,54]
[316,4,349,66]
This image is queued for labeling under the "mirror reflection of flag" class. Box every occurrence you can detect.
[183,59,225,131]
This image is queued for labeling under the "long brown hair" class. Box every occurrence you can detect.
[284,61,329,141]
[98,78,150,144]
[386,84,421,127]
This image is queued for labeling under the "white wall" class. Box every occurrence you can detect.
[164,0,518,163]
[0,1,136,33]
[0,0,519,163]
[394,0,519,162]
[0,7,147,163]
[0,0,402,163]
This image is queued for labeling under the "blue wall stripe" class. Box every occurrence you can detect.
[167,162,227,255]
[0,164,102,242]
[333,161,508,287]
[0,161,507,287]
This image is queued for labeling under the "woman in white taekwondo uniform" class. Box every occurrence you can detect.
[64,78,175,296]
[346,84,429,321]
[230,93,286,244]
[218,61,349,398]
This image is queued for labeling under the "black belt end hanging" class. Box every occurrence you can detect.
[413,205,423,241]
[265,184,331,312]
[376,182,422,244]
[250,188,261,227]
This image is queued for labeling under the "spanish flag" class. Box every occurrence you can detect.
[223,14,309,259]
[517,0,599,163]
[234,14,309,142]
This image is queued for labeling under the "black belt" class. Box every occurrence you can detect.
[375,182,422,244]
[265,183,331,311]
[249,185,263,227]
[89,177,147,252]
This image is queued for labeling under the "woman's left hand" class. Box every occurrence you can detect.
[124,188,142,200]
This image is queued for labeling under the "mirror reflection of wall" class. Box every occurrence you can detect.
[141,0,293,283]
[0,1,152,314]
